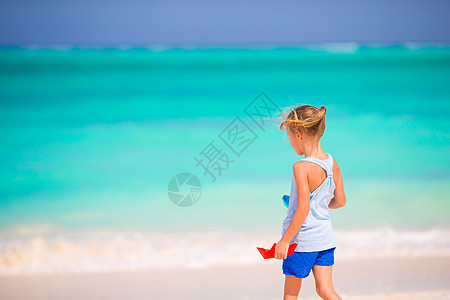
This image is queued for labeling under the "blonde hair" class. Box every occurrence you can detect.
[278,104,327,137]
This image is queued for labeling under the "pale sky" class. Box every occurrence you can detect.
[1,0,449,45]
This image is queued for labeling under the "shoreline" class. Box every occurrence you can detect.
[1,225,449,276]
[0,256,448,300]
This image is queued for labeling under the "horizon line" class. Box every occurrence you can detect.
[0,41,449,53]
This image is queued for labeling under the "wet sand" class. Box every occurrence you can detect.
[0,256,449,300]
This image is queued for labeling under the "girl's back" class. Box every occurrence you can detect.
[282,153,337,252]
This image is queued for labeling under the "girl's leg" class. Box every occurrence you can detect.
[283,274,302,300]
[311,264,341,300]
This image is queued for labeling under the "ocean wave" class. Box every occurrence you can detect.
[0,224,448,275]
[2,42,448,52]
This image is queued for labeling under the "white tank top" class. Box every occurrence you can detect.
[281,153,337,252]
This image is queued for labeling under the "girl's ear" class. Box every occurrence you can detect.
[296,130,301,139]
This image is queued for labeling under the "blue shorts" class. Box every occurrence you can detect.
[282,247,336,279]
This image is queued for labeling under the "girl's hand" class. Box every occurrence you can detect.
[274,239,289,260]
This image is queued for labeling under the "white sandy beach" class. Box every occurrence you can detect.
[0,256,448,300]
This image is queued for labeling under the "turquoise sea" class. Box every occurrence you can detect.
[0,44,449,273]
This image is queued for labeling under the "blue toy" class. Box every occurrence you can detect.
[282,195,290,208]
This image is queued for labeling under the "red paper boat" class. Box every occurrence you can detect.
[257,242,298,259]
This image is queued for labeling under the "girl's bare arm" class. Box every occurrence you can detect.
[280,161,311,244]
[329,159,346,209]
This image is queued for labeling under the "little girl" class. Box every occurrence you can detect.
[275,105,346,300]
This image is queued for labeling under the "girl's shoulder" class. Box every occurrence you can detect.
[294,153,332,166]
[331,156,342,177]
[293,153,335,176]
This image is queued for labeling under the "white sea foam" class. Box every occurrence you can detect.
[10,42,449,52]
[302,42,361,53]
[0,224,448,275]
